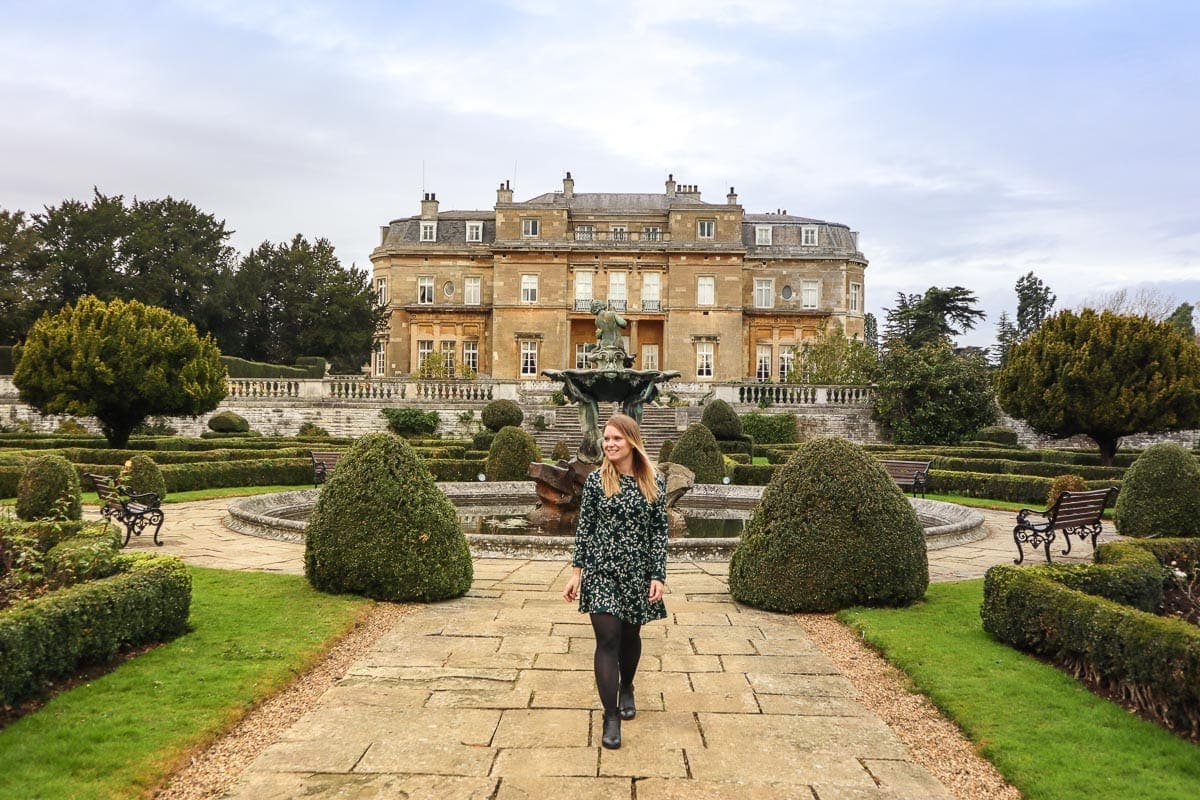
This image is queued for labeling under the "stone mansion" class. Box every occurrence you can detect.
[369,173,868,382]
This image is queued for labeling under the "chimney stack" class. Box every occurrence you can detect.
[420,192,439,219]
[497,180,513,204]
[563,171,574,199]
[665,173,676,197]
[726,186,737,205]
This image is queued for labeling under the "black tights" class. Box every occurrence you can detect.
[589,613,642,713]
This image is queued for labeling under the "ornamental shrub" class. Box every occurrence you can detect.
[741,413,798,445]
[305,433,472,601]
[668,424,725,484]
[701,399,742,440]
[44,524,122,588]
[728,436,929,612]
[658,439,675,464]
[119,454,167,501]
[381,407,440,437]
[16,454,82,521]
[298,421,330,437]
[480,398,523,431]
[1046,473,1087,508]
[973,425,1019,446]
[481,399,524,432]
[1113,442,1200,537]
[485,426,542,482]
[54,418,89,435]
[207,411,250,433]
[551,439,571,461]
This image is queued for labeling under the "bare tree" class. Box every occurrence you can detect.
[1078,287,1179,321]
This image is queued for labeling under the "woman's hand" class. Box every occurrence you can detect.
[562,571,581,602]
[648,579,665,603]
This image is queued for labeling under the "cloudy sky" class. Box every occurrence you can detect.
[3,0,1198,347]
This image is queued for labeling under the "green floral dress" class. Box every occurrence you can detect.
[572,470,668,624]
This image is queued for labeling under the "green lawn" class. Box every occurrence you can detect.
[839,580,1200,800]
[0,567,372,800]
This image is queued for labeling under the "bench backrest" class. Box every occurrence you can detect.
[879,460,931,480]
[310,451,342,469]
[85,473,124,511]
[1048,488,1115,528]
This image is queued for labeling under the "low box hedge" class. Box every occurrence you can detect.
[158,458,312,492]
[930,456,1124,481]
[0,519,95,554]
[982,538,1200,739]
[717,438,753,456]
[425,458,487,482]
[0,552,191,707]
[730,464,779,485]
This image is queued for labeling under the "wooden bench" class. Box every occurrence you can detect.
[879,460,931,498]
[311,451,342,486]
[1013,487,1117,564]
[85,473,165,547]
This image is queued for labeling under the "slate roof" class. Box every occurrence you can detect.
[521,192,713,210]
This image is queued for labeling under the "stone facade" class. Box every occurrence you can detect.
[370,174,869,382]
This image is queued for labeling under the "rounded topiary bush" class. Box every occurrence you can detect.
[551,439,571,461]
[974,425,1019,446]
[1113,442,1200,538]
[701,399,742,440]
[305,433,472,601]
[658,439,675,463]
[481,399,523,433]
[1046,473,1087,508]
[729,436,929,612]
[120,454,167,501]
[298,421,330,437]
[208,410,250,433]
[16,453,82,521]
[485,426,542,481]
[669,424,725,484]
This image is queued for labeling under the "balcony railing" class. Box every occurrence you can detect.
[641,299,661,312]
[574,298,594,311]
[608,299,627,312]
[567,230,672,243]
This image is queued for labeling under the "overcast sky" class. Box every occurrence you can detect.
[3,0,1198,347]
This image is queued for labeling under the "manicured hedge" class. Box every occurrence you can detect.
[0,520,94,555]
[221,354,324,379]
[0,552,191,706]
[0,345,13,375]
[423,459,488,482]
[717,438,753,456]
[929,456,1123,481]
[731,464,778,485]
[982,538,1200,739]
[157,459,313,492]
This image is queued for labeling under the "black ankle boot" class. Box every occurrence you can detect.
[618,683,636,720]
[601,710,622,749]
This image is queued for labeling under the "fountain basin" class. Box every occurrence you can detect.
[225,483,986,561]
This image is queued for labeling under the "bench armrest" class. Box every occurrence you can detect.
[121,488,162,509]
[1015,507,1049,526]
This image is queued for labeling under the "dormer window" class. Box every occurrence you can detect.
[420,222,437,242]
[801,225,818,246]
[466,221,483,242]
[755,225,772,245]
[521,218,540,237]
[697,220,715,239]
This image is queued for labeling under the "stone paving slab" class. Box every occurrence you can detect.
[126,498,1120,800]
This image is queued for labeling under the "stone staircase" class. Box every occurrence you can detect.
[523,404,690,461]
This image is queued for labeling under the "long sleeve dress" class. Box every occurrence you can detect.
[572,469,668,624]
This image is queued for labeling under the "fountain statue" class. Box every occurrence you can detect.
[529,301,689,532]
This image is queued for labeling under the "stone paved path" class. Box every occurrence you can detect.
[110,500,1120,799]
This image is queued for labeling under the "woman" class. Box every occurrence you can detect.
[562,413,668,750]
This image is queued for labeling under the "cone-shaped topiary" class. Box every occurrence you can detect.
[1113,442,1200,538]
[481,399,523,432]
[551,439,571,461]
[701,399,742,440]
[16,453,82,521]
[668,424,725,484]
[305,433,472,601]
[120,454,167,501]
[658,439,675,463]
[485,426,542,481]
[729,437,928,612]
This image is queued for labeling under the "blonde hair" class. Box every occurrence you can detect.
[599,413,659,502]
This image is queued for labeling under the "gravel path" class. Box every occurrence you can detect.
[796,614,1021,800]
[153,602,414,800]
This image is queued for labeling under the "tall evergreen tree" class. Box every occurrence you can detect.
[992,310,1019,366]
[1166,302,1196,340]
[1014,271,1056,339]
